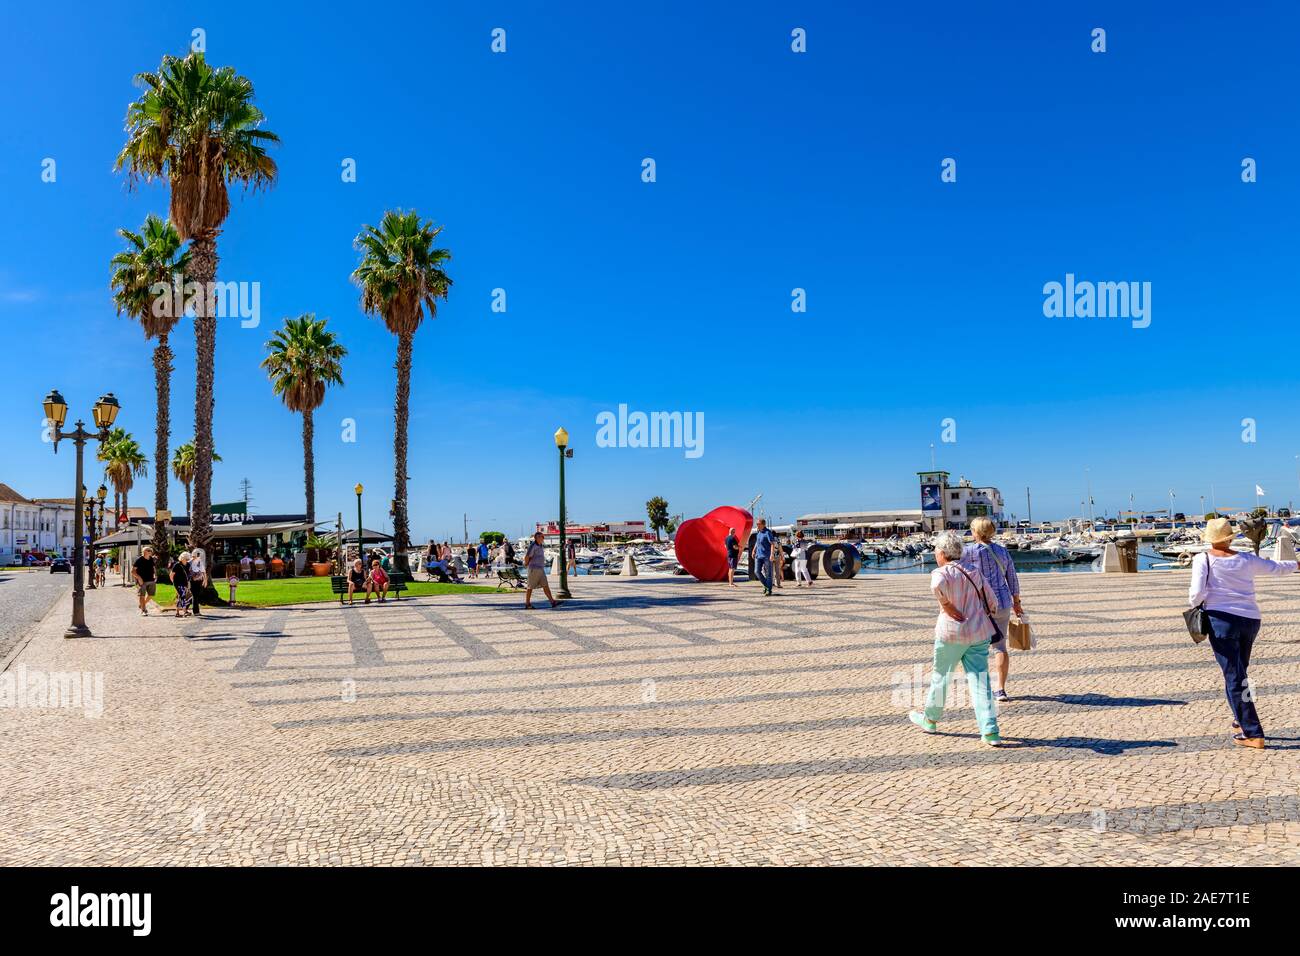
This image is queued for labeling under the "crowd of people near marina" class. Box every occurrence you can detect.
[420,537,524,583]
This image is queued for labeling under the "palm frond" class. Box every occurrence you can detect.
[351,209,452,337]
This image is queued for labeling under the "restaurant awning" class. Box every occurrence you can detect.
[321,528,394,545]
[94,520,314,545]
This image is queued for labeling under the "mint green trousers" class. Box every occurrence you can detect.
[924,638,999,736]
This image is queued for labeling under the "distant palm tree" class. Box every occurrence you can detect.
[101,432,148,525]
[98,427,129,527]
[171,441,221,518]
[351,210,451,562]
[261,315,346,526]
[110,213,190,554]
[116,51,278,562]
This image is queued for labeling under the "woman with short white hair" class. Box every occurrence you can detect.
[961,516,1022,701]
[908,530,1003,746]
[187,547,206,617]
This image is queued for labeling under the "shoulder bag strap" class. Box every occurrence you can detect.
[955,563,1004,641]
[953,563,995,618]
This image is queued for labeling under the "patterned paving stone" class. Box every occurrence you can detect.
[1,570,1298,865]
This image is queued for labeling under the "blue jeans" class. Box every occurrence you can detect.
[755,557,773,592]
[924,638,999,736]
[1206,610,1263,738]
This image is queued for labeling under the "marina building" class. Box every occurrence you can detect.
[795,471,1005,540]
[534,519,654,545]
[919,471,1005,531]
[795,509,923,539]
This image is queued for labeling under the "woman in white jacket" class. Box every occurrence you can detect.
[790,530,813,587]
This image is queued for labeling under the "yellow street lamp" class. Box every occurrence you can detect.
[92,392,120,429]
[354,483,364,562]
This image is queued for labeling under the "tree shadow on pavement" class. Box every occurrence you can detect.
[1012,692,1185,708]
[996,736,1179,755]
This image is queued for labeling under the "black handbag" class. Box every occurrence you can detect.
[1183,554,1213,644]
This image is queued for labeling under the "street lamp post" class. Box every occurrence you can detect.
[42,390,120,638]
[84,484,106,589]
[355,483,364,566]
[554,427,572,599]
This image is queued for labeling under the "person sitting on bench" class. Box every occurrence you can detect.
[425,553,451,583]
[347,558,369,604]
[369,559,390,602]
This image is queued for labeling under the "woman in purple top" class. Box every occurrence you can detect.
[1189,518,1299,749]
[960,517,1023,701]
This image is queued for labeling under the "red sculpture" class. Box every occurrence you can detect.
[675,507,753,582]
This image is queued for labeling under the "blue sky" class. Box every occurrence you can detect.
[2,1,1298,539]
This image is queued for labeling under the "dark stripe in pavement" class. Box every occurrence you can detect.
[1014,793,1300,835]
[413,606,499,660]
[492,609,613,652]
[600,610,719,645]
[344,608,385,667]
[562,726,1300,790]
[232,611,290,672]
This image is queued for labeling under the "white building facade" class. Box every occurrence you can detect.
[918,471,1005,531]
[0,484,83,563]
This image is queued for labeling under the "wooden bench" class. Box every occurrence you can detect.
[331,572,410,603]
[496,566,525,590]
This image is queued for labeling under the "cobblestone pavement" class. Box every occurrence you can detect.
[3,571,1299,865]
[0,569,69,664]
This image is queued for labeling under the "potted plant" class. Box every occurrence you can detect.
[305,536,335,576]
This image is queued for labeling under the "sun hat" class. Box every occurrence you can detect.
[1203,517,1236,544]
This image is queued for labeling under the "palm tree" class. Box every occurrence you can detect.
[351,210,452,564]
[101,432,148,525]
[110,213,190,554]
[116,51,278,563]
[98,427,129,528]
[260,315,346,526]
[171,441,221,518]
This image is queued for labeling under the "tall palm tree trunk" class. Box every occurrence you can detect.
[392,329,413,568]
[302,407,315,527]
[188,231,221,603]
[114,491,121,530]
[152,335,173,556]
[184,481,192,517]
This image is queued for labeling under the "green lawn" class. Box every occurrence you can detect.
[152,576,493,608]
